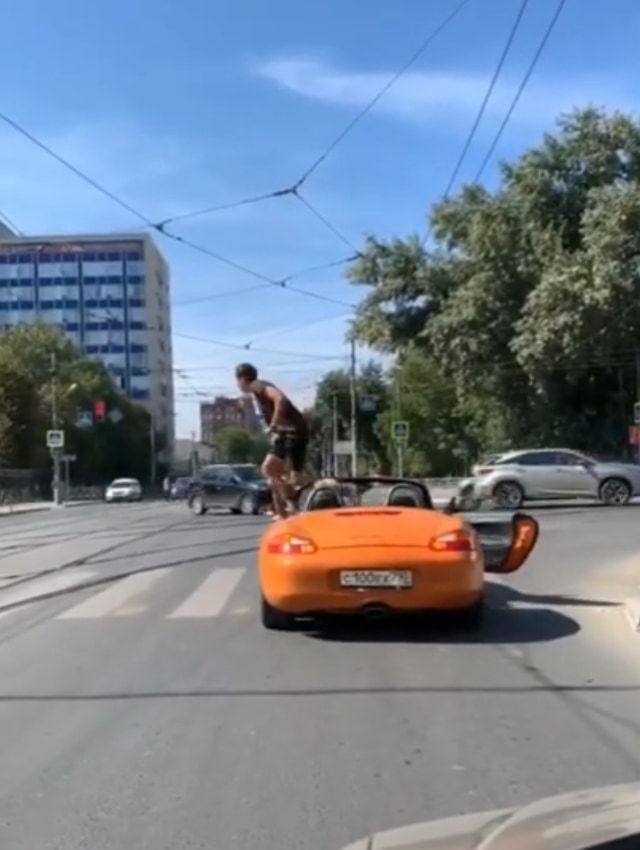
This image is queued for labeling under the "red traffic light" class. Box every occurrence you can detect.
[94,400,106,422]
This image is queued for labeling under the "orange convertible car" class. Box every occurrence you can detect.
[258,477,539,630]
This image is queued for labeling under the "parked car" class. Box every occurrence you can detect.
[170,476,192,500]
[463,448,640,509]
[105,478,143,503]
[188,464,270,516]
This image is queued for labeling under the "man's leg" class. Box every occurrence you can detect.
[262,438,290,519]
[286,436,312,509]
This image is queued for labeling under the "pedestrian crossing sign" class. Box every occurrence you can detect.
[392,421,409,441]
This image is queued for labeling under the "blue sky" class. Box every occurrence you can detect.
[1,0,638,437]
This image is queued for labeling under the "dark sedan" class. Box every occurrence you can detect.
[188,464,270,516]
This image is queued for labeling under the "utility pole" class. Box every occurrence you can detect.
[635,349,640,463]
[50,352,62,506]
[394,374,403,477]
[332,394,339,476]
[149,411,157,488]
[349,337,358,476]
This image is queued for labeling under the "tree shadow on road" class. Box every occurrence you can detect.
[304,581,585,645]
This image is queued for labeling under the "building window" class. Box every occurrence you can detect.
[85,345,99,354]
[130,343,147,354]
[129,321,146,330]
[131,388,150,400]
[126,251,142,261]
[128,298,146,308]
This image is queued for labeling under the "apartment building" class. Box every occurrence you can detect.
[0,231,175,450]
[200,395,261,445]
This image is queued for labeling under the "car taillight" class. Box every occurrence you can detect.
[268,533,317,555]
[429,530,475,552]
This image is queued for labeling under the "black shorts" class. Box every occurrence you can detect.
[268,431,308,472]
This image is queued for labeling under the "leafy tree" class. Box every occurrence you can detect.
[347,108,640,458]
[310,360,389,472]
[0,323,157,483]
[215,426,267,464]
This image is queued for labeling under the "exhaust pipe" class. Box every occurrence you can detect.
[362,603,390,621]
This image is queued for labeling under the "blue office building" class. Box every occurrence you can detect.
[0,232,174,450]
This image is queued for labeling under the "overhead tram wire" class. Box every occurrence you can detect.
[474,0,569,182]
[172,330,345,360]
[421,0,531,249]
[173,254,357,308]
[291,192,360,255]
[0,113,356,311]
[152,0,475,230]
[292,0,476,189]
[441,0,531,200]
[0,208,24,236]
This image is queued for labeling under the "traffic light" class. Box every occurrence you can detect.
[93,400,106,422]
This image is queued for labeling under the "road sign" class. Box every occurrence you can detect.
[333,440,354,455]
[359,395,377,413]
[634,402,640,425]
[391,420,409,441]
[46,429,65,449]
[76,410,93,428]
[108,408,124,424]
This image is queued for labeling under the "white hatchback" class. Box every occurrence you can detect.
[105,478,143,503]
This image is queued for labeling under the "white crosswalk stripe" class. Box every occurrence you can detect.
[167,568,245,619]
[55,566,249,621]
[59,568,173,619]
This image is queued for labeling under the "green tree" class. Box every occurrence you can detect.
[0,324,155,483]
[348,108,640,457]
[310,360,389,472]
[215,426,267,464]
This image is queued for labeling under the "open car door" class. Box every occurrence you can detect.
[464,511,539,573]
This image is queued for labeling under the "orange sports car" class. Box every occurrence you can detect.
[258,477,539,630]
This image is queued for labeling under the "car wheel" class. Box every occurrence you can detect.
[239,493,258,515]
[599,477,631,506]
[190,494,207,516]
[456,596,485,631]
[261,596,296,630]
[492,481,524,510]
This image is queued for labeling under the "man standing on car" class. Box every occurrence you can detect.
[235,363,310,519]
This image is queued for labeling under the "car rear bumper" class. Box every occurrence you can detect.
[261,553,483,614]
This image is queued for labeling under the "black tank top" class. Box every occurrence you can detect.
[250,380,308,437]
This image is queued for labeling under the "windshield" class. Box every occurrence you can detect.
[111,479,138,486]
[231,465,264,481]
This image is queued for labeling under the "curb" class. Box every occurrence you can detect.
[623,597,640,633]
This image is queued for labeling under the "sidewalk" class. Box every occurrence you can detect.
[0,500,100,517]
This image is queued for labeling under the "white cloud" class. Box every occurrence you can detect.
[256,57,636,130]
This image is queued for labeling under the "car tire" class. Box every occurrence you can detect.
[190,494,207,516]
[456,596,485,631]
[239,493,258,515]
[492,481,524,510]
[261,596,296,630]
[599,477,631,507]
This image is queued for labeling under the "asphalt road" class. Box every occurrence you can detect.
[0,502,640,850]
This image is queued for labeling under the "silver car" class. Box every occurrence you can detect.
[468,448,640,509]
[105,478,143,503]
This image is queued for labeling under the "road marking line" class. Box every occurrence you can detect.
[167,568,245,619]
[0,569,97,610]
[58,568,172,619]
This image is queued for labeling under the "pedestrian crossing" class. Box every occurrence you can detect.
[1,565,253,624]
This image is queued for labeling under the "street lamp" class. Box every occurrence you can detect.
[50,350,78,506]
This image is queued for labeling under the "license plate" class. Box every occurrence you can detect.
[339,570,413,588]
